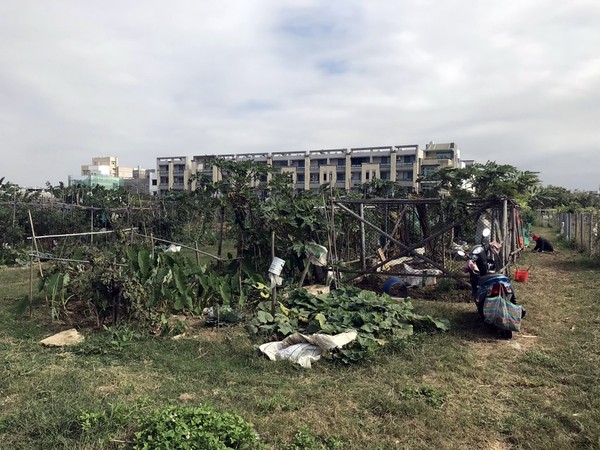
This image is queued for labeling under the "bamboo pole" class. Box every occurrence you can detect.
[360,203,366,271]
[298,259,311,287]
[330,194,340,289]
[270,230,277,317]
[131,232,230,261]
[27,228,136,240]
[29,251,33,318]
[90,208,94,245]
[195,241,201,265]
[217,205,225,270]
[27,209,43,277]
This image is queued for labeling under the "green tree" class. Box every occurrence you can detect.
[420,161,541,200]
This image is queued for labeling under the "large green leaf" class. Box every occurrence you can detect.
[256,310,273,324]
[137,248,151,281]
[172,266,188,296]
[126,247,138,270]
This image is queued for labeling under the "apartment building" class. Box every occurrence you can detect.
[157,143,463,194]
[80,156,135,179]
[156,156,193,194]
[68,174,124,189]
[417,142,461,192]
[73,156,150,190]
[123,169,158,195]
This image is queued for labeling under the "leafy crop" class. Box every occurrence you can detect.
[37,243,269,328]
[247,286,449,364]
[133,405,263,450]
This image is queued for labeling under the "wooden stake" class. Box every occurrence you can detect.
[298,259,311,287]
[29,252,33,318]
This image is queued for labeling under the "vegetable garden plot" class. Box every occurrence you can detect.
[331,197,526,289]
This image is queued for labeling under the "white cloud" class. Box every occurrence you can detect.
[0,0,599,189]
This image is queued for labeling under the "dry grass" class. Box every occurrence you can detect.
[0,227,599,449]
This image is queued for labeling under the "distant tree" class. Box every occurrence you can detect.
[571,190,600,210]
[420,161,541,200]
[526,185,572,210]
[360,178,412,198]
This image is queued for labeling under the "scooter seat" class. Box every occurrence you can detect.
[479,274,502,282]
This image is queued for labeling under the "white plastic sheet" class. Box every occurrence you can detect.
[258,330,357,368]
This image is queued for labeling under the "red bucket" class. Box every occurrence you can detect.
[514,269,529,282]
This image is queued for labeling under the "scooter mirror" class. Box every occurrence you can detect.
[482,228,491,238]
[456,250,466,258]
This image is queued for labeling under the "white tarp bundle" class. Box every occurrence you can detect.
[258,330,357,368]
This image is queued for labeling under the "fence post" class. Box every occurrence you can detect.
[589,213,594,257]
[502,199,509,268]
[580,213,585,250]
[579,213,586,250]
[569,213,573,241]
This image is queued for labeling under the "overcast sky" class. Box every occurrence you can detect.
[1,0,599,190]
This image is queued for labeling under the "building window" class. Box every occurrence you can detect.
[310,174,319,184]
[297,174,305,182]
[337,172,345,181]
[421,166,437,177]
[351,157,369,167]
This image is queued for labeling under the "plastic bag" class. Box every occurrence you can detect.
[482,296,523,332]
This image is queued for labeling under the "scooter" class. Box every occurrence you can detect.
[457,228,524,339]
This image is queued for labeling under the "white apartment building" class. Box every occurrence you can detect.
[156,156,193,194]
[81,156,134,179]
[156,143,463,195]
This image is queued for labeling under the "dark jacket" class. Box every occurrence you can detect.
[533,236,554,252]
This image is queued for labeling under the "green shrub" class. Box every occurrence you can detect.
[133,404,263,450]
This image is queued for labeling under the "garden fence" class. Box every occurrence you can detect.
[553,211,599,257]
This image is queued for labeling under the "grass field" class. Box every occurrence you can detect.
[1,227,599,449]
